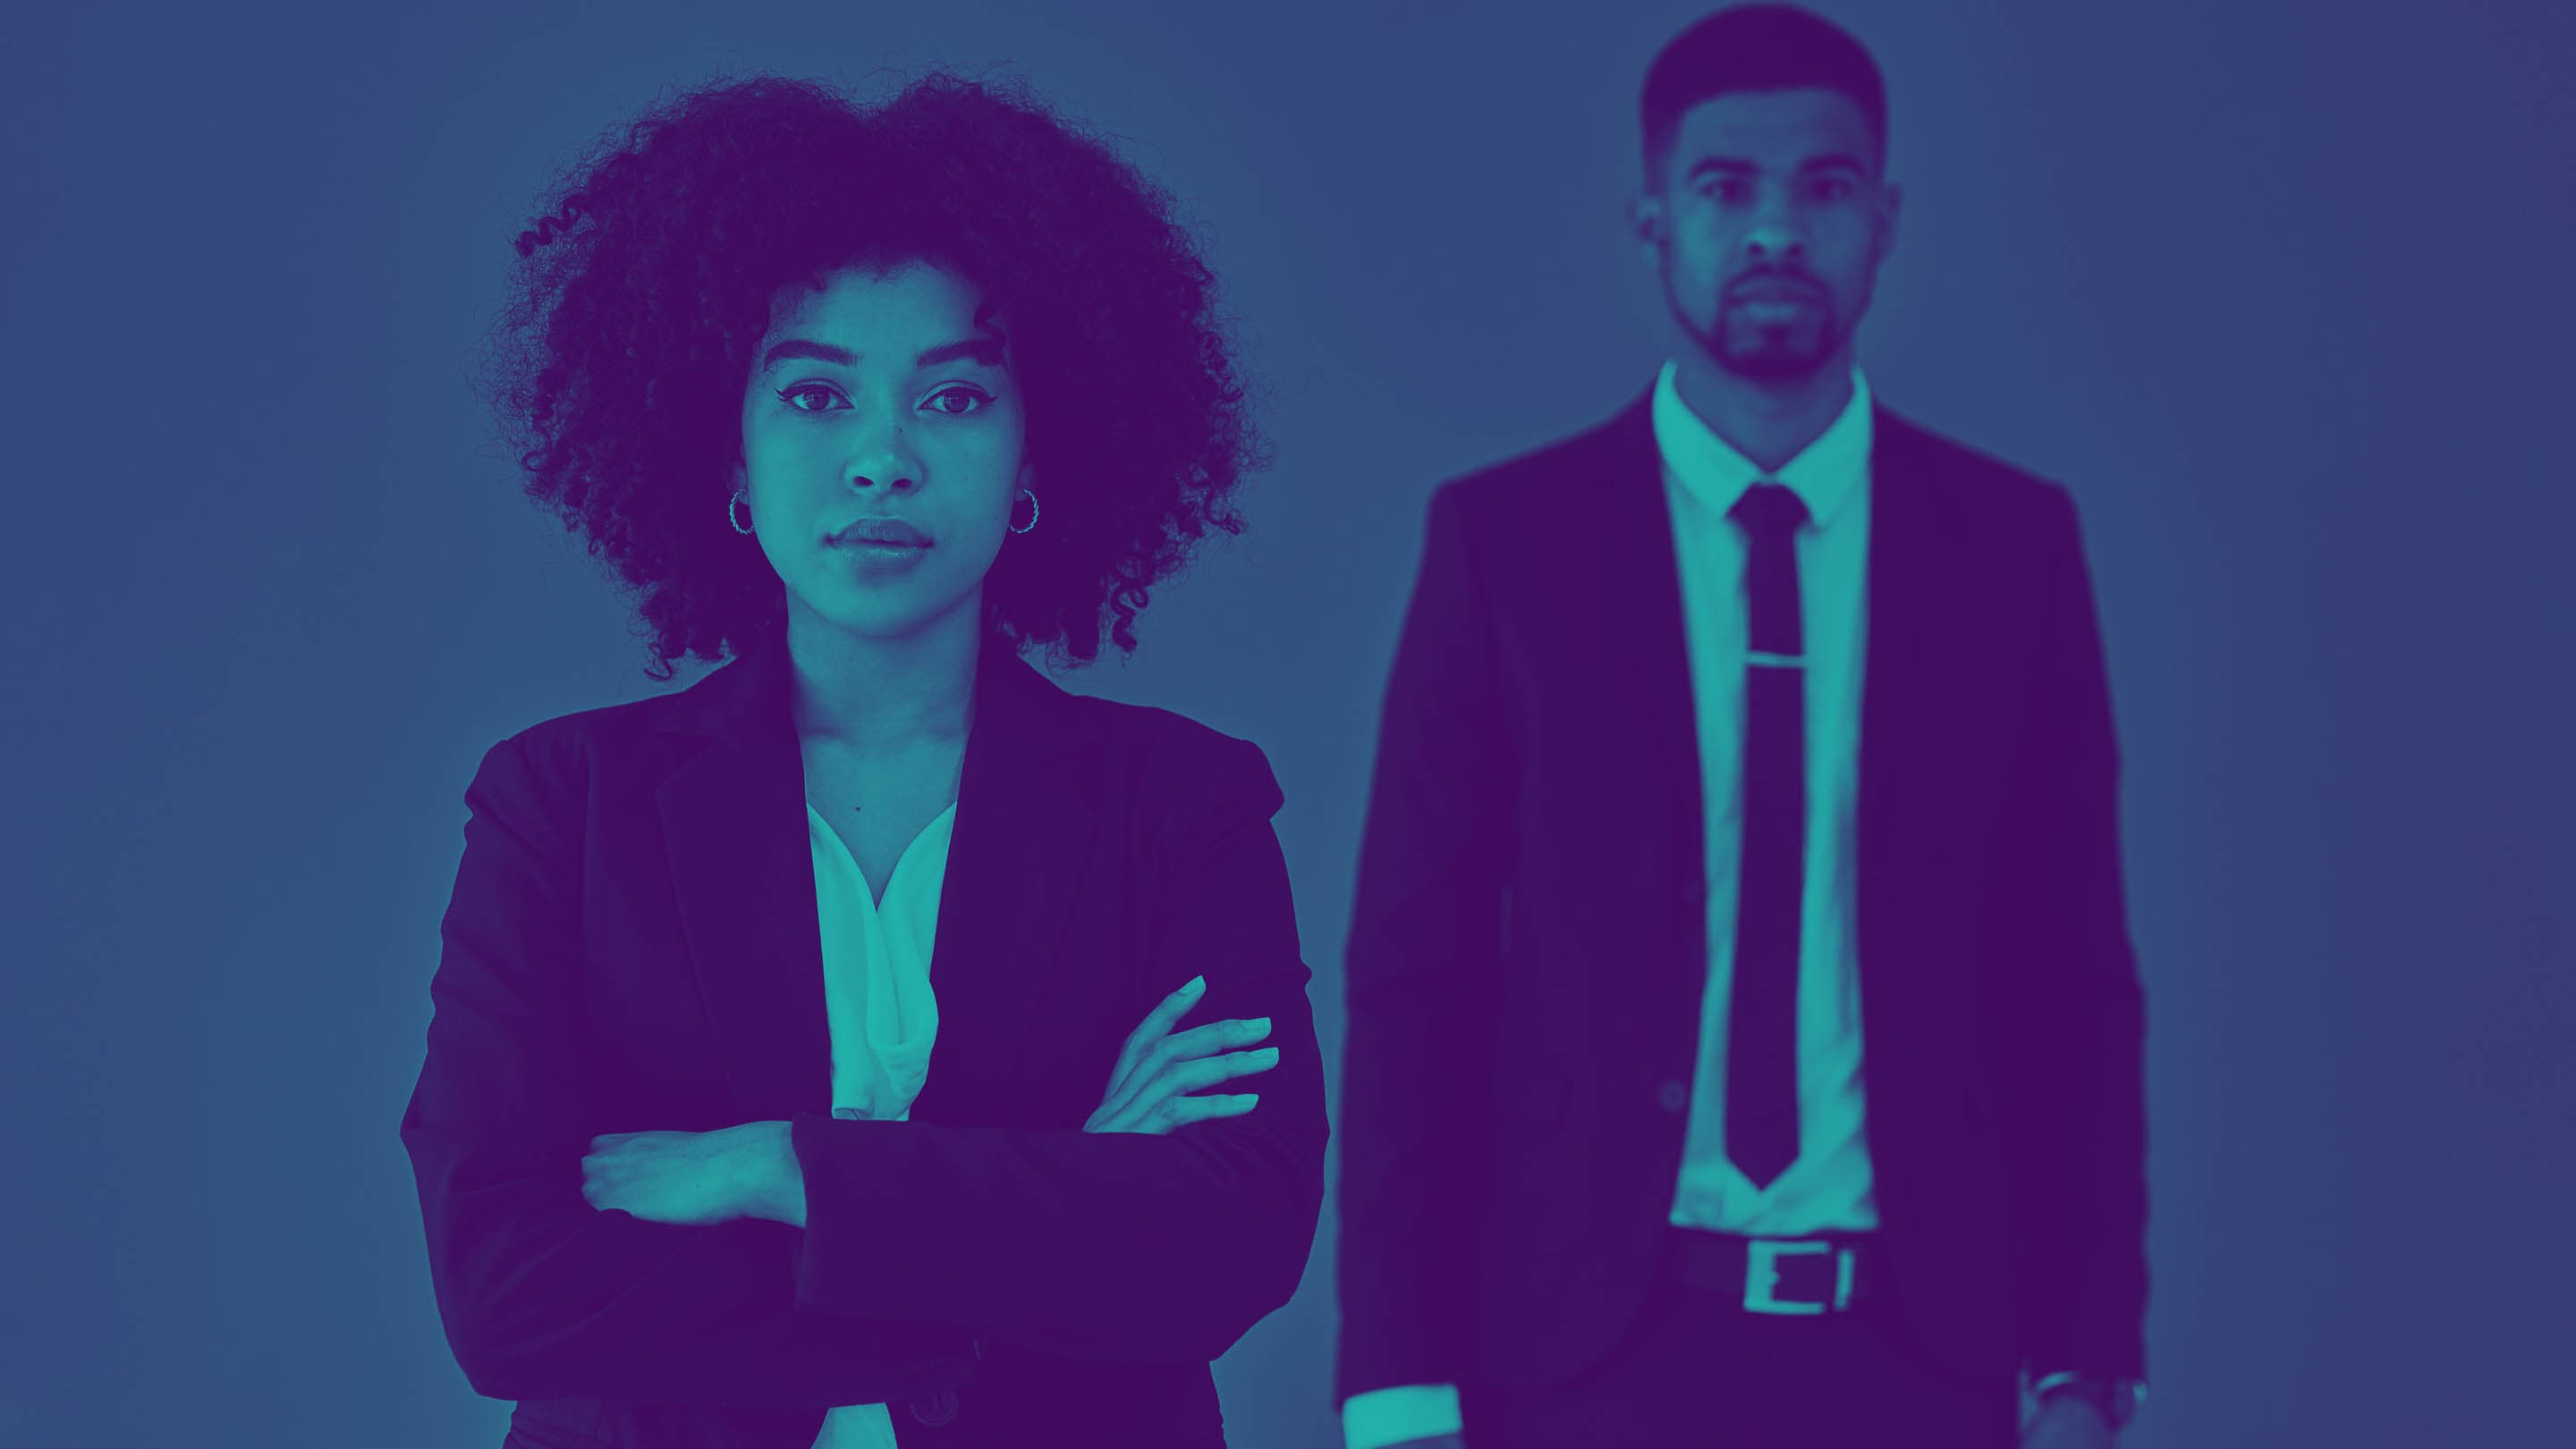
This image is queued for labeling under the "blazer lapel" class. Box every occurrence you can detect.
[656,631,833,1121]
[1581,393,1705,864]
[1855,407,1939,882]
[910,640,1101,1125]
[1853,409,1962,1055]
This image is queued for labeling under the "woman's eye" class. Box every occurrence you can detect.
[776,384,846,413]
[926,386,988,416]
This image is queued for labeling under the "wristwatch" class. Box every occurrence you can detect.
[2032,1372,2147,1430]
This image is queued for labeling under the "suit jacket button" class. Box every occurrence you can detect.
[1658,1080,1690,1114]
[909,1387,960,1427]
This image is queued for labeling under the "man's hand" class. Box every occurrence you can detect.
[580,1121,799,1226]
[2024,1394,2116,1449]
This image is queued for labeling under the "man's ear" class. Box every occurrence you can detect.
[1628,191,1669,269]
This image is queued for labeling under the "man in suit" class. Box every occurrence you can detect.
[1334,6,2148,1446]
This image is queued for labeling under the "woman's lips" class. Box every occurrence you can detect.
[830,517,932,547]
[834,537,932,572]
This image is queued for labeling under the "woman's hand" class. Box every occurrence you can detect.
[1083,974,1277,1135]
[580,1121,800,1226]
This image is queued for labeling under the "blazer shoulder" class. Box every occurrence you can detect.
[1064,690,1284,823]
[1429,399,1652,518]
[465,687,698,806]
[1877,407,2083,531]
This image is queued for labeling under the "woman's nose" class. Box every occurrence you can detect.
[843,430,922,493]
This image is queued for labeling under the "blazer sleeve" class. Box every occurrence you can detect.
[399,733,975,1407]
[784,733,1328,1365]
[1333,483,1514,1403]
[1998,488,2151,1382]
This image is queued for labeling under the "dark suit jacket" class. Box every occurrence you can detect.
[1335,391,2149,1404]
[400,626,1327,1449]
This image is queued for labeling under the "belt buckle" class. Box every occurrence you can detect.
[1742,1238,1852,1316]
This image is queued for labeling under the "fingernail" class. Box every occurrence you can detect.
[1256,1047,1280,1063]
[1250,1016,1271,1033]
[1184,975,1206,995]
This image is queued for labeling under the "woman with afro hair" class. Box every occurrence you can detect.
[399,72,1325,1449]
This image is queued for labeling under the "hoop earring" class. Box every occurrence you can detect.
[1008,487,1040,536]
[728,489,755,537]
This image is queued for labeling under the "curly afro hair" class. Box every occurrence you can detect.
[487,72,1266,676]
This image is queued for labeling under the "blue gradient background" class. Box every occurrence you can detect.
[5,2,2570,1445]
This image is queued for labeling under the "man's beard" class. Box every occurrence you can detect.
[1667,276,1843,381]
[1690,296,1841,381]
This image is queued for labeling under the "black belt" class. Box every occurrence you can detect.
[1660,1227,1878,1315]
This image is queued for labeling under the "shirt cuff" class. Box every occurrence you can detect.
[1343,1383,1463,1449]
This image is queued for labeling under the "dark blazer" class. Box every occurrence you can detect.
[400,626,1327,1449]
[1335,391,2148,1404]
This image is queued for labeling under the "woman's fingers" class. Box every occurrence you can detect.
[1145,1092,1260,1133]
[1086,976,1281,1135]
[1101,1017,1267,1122]
[1117,1014,1270,1106]
[1143,1046,1281,1100]
[1103,975,1207,1097]
[1152,1014,1274,1068]
[1086,1046,1279,1135]
[1097,1009,1269,1122]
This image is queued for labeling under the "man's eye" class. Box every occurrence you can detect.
[777,384,846,413]
[926,386,988,416]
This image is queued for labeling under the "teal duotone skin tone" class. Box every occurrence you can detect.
[734,261,1033,649]
[1629,87,1902,391]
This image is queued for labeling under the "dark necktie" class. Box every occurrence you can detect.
[1724,482,1809,1191]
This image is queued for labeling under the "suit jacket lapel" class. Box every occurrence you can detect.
[1854,410,1957,1068]
[910,642,1099,1126]
[656,631,832,1121]
[653,625,1099,1126]
[1583,393,1704,864]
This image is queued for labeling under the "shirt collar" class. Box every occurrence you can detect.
[1650,358,1873,526]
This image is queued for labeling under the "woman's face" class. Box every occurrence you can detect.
[737,262,1027,644]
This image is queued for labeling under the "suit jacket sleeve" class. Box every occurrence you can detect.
[400,733,976,1408]
[2001,488,2151,1382]
[1334,484,1514,1403]
[786,733,1328,1366]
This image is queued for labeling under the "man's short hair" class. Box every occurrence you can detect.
[1640,4,1889,182]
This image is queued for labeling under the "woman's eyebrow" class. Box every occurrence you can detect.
[758,338,857,371]
[756,336,1006,372]
[913,336,1007,369]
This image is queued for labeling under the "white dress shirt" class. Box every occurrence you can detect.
[1343,362,1883,1449]
[804,800,957,1449]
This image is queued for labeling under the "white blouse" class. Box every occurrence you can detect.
[803,798,957,1449]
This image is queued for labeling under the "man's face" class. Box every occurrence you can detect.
[1632,88,1900,383]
